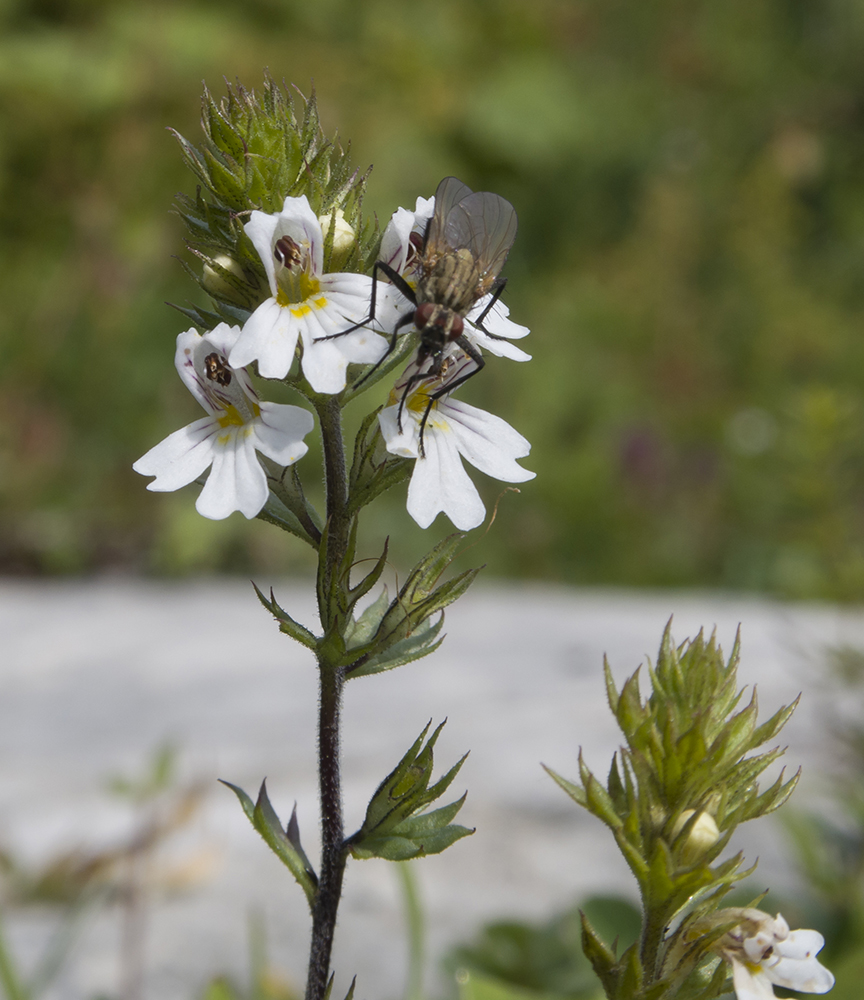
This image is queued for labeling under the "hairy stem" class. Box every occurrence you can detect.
[306,395,350,1000]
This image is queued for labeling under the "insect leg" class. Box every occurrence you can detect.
[415,341,486,458]
[350,309,416,392]
[470,278,509,340]
[316,260,417,341]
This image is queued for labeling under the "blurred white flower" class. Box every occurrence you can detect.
[378,194,531,362]
[133,324,314,520]
[715,908,834,1000]
[379,355,534,530]
[229,195,386,392]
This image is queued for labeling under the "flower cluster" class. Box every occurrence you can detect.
[133,324,314,519]
[135,182,534,527]
[714,909,835,1000]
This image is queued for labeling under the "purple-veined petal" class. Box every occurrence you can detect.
[133,415,217,491]
[275,195,324,275]
[380,206,417,272]
[253,402,314,466]
[203,322,242,358]
[230,298,300,379]
[196,428,269,520]
[244,211,281,296]
[441,399,535,482]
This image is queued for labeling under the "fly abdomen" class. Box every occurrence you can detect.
[419,249,480,313]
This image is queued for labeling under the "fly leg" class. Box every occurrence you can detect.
[415,339,485,458]
[469,278,510,340]
[351,308,415,391]
[315,260,415,340]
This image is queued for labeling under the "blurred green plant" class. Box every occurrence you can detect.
[4,0,864,591]
[447,896,640,1000]
[773,642,864,999]
[0,744,211,1000]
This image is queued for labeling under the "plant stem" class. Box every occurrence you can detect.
[398,862,426,1000]
[306,395,350,1000]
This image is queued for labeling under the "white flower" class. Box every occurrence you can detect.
[716,909,835,1000]
[379,355,534,530]
[229,195,387,393]
[133,324,314,520]
[378,193,531,362]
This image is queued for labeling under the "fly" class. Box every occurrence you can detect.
[324,177,518,447]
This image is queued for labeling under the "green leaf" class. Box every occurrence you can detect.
[220,780,317,908]
[349,721,470,858]
[542,764,588,808]
[344,588,390,649]
[351,798,473,860]
[615,943,643,1000]
[348,613,445,678]
[253,584,318,651]
[346,540,389,614]
[579,910,618,995]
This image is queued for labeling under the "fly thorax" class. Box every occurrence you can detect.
[273,235,321,305]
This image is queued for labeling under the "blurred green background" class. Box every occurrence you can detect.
[4,0,864,595]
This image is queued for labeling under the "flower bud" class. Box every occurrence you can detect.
[201,254,261,310]
[318,209,355,268]
[671,809,720,861]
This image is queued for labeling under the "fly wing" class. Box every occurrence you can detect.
[443,191,518,282]
[424,177,474,255]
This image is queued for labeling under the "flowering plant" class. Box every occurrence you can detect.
[134,78,534,1000]
[134,77,835,1000]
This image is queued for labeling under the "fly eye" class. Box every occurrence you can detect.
[274,236,302,267]
[204,352,232,386]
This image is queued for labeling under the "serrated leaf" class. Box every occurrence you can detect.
[351,721,469,855]
[253,583,317,650]
[542,763,588,808]
[350,818,473,861]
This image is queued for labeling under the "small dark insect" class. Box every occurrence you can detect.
[324,177,518,448]
[203,352,232,386]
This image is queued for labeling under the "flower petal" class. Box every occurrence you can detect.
[133,415,216,491]
[766,955,835,994]
[243,210,280,296]
[253,402,314,466]
[466,296,531,361]
[441,399,535,482]
[379,403,420,458]
[407,428,486,530]
[230,297,300,379]
[731,959,776,1000]
[298,324,351,393]
[196,428,269,520]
